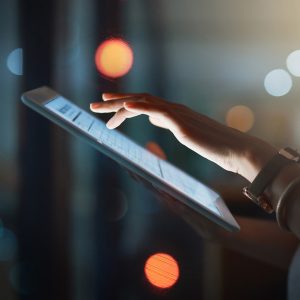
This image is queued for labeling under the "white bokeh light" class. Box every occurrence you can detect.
[7,48,23,75]
[287,50,300,77]
[264,69,292,97]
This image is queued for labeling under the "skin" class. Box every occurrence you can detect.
[90,93,277,182]
[90,93,299,270]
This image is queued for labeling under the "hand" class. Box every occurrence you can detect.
[90,93,277,182]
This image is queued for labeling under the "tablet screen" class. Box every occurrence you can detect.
[45,96,221,216]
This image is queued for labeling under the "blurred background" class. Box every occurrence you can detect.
[1,0,300,299]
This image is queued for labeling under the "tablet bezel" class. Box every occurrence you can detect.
[21,86,240,232]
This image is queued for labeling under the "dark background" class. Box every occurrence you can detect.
[1,0,300,299]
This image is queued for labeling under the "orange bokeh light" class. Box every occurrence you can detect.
[226,105,255,133]
[144,253,180,289]
[95,38,134,79]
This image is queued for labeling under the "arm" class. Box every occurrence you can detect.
[90,93,300,239]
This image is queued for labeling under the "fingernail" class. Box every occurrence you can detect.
[124,102,134,108]
[90,103,99,109]
[106,120,114,129]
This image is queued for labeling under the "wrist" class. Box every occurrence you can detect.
[241,146,300,219]
[237,137,277,182]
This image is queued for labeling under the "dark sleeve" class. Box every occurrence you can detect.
[266,163,300,239]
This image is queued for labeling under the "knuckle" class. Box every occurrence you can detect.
[119,107,127,115]
[162,109,173,118]
[178,126,189,137]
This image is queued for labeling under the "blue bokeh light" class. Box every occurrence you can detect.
[7,48,23,76]
[264,69,292,97]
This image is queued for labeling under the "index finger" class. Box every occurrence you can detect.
[90,97,144,112]
[102,93,146,101]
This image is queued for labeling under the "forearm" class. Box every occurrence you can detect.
[91,92,300,242]
[217,216,298,270]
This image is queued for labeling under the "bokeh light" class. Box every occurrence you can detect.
[7,48,23,75]
[226,105,255,132]
[95,38,134,78]
[264,69,292,97]
[144,253,179,289]
[287,50,300,77]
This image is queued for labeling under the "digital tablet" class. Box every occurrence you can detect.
[21,86,240,232]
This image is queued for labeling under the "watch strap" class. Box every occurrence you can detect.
[243,147,300,213]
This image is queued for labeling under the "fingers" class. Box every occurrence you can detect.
[90,97,172,130]
[102,93,146,101]
[91,93,166,114]
[90,97,143,113]
[106,108,138,129]
[90,96,181,133]
[123,102,166,119]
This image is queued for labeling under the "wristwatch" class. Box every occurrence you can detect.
[242,147,300,213]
